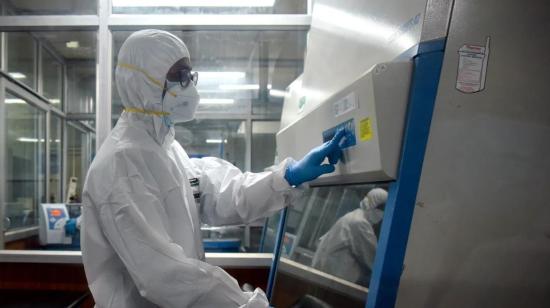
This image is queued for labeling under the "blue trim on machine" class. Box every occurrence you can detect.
[396,39,446,61]
[417,38,447,54]
[264,38,446,307]
[266,207,289,300]
[366,39,446,308]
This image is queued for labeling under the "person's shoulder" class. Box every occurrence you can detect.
[340,208,364,223]
[83,139,146,203]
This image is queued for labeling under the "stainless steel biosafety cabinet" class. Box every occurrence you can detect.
[266,0,550,307]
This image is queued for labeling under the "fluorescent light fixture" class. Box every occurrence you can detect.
[66,41,80,49]
[269,89,288,98]
[18,137,42,143]
[49,98,61,104]
[200,98,235,105]
[9,72,26,79]
[197,89,226,94]
[199,71,245,79]
[17,137,60,143]
[5,98,26,104]
[206,139,228,144]
[113,0,275,7]
[219,84,259,90]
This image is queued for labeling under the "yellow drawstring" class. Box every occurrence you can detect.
[117,62,177,97]
[124,107,170,116]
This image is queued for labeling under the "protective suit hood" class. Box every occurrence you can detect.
[360,188,388,225]
[115,29,190,146]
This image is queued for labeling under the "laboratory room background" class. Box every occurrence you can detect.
[0,0,548,308]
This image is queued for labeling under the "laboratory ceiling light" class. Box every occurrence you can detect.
[8,72,26,79]
[219,84,259,90]
[17,137,61,143]
[5,98,26,104]
[18,137,42,143]
[49,98,61,104]
[113,0,275,7]
[269,89,288,98]
[199,71,245,79]
[66,41,80,49]
[206,139,228,144]
[200,98,235,105]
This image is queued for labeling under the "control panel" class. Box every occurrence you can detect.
[277,61,412,185]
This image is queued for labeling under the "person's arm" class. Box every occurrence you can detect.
[191,129,351,226]
[97,170,267,307]
[191,156,299,226]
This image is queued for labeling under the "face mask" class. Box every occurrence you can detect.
[366,208,384,225]
[162,81,200,123]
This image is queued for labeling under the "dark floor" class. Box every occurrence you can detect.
[0,290,91,308]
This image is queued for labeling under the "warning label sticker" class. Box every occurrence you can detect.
[359,117,373,141]
[456,37,490,93]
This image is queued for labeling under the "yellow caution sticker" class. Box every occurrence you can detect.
[359,117,373,141]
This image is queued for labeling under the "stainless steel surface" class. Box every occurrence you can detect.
[95,0,112,150]
[108,14,311,31]
[4,226,38,243]
[298,0,426,116]
[3,0,97,15]
[0,250,83,264]
[0,71,67,114]
[45,108,51,201]
[62,113,68,201]
[0,251,273,268]
[4,77,51,111]
[0,16,99,30]
[206,253,273,268]
[0,77,5,248]
[419,0,454,42]
[0,32,6,71]
[397,0,550,307]
[278,258,368,301]
[245,119,252,171]
[36,37,43,94]
[32,32,38,90]
[278,75,302,131]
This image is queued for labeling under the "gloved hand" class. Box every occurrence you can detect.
[240,288,269,308]
[285,129,351,187]
[65,218,78,236]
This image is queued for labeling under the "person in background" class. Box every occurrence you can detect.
[312,188,388,287]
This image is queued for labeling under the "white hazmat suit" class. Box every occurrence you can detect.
[81,30,302,307]
[311,188,388,287]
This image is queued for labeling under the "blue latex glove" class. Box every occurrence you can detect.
[285,129,351,186]
[65,218,78,236]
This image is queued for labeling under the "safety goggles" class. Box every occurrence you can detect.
[167,69,199,88]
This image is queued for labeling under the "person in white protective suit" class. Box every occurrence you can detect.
[81,29,351,308]
[311,188,388,287]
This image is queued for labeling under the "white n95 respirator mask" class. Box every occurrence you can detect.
[162,81,200,123]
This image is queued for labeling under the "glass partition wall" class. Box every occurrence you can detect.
[0,29,97,248]
[0,0,311,253]
[3,92,46,231]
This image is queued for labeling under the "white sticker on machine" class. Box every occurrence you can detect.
[456,37,490,93]
[332,92,357,118]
